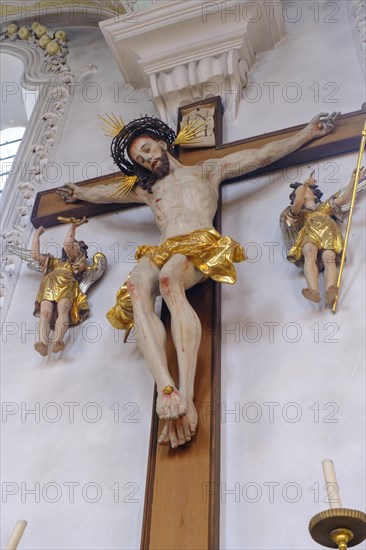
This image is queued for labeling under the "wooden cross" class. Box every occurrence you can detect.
[31,101,365,550]
[31,106,365,229]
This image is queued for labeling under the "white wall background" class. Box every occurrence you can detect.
[1,2,365,549]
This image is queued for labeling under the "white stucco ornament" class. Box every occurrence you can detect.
[351,0,366,53]
[0,21,68,57]
[99,0,286,125]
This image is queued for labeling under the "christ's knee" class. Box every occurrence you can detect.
[159,257,188,300]
[159,275,172,300]
[127,275,150,305]
[126,277,140,302]
[159,273,184,303]
[127,269,157,312]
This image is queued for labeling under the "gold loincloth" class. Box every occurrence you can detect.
[287,200,344,268]
[106,228,245,337]
[34,257,89,326]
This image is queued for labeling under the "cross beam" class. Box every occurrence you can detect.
[31,108,365,228]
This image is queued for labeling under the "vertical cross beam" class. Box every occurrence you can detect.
[141,252,222,550]
[141,99,224,549]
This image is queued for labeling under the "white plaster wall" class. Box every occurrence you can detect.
[224,0,365,141]
[221,154,366,550]
[220,2,366,548]
[1,3,365,549]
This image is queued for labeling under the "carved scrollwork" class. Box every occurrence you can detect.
[0,25,91,318]
[351,0,366,53]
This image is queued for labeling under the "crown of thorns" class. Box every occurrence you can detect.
[111,116,177,175]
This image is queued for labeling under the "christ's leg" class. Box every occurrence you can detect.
[158,254,203,446]
[35,300,53,356]
[322,249,338,305]
[127,257,187,420]
[52,297,72,352]
[301,242,321,303]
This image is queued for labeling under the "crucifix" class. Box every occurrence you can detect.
[32,99,364,549]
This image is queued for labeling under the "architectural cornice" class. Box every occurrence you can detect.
[99,0,286,126]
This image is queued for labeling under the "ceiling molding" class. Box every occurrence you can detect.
[0,1,126,28]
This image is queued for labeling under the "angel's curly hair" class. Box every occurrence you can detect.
[62,240,88,260]
[111,116,178,193]
[289,182,323,205]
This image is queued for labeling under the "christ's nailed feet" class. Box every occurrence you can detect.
[156,387,187,420]
[158,401,198,448]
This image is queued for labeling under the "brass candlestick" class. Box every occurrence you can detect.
[309,508,366,549]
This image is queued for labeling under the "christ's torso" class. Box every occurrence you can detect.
[143,165,219,242]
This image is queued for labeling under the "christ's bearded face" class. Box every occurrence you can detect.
[129,135,170,179]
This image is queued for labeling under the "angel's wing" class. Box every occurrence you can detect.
[331,177,366,213]
[6,243,43,272]
[79,252,107,293]
[279,206,303,252]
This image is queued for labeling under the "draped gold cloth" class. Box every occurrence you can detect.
[106,228,245,336]
[287,200,344,267]
[34,257,89,326]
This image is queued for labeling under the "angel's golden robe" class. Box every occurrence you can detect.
[34,257,89,325]
[107,228,245,336]
[286,199,344,267]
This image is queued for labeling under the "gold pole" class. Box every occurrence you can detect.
[332,120,366,313]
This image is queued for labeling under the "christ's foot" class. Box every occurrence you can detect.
[158,401,198,448]
[156,387,187,420]
[302,288,321,303]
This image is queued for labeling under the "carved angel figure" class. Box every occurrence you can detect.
[8,218,107,355]
[280,168,366,306]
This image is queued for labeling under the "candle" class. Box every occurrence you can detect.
[5,520,27,550]
[322,459,342,509]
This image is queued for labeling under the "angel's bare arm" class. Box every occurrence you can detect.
[334,166,366,208]
[31,226,47,264]
[63,218,87,261]
[290,177,317,215]
[205,112,339,188]
[57,182,147,205]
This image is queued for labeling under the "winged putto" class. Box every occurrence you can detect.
[7,217,107,355]
[280,168,365,306]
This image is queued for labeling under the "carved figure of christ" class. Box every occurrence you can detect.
[58,112,338,449]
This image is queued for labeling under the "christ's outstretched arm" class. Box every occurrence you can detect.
[57,181,147,205]
[205,112,339,188]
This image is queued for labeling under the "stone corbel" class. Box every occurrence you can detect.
[100,0,286,126]
[149,46,251,125]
